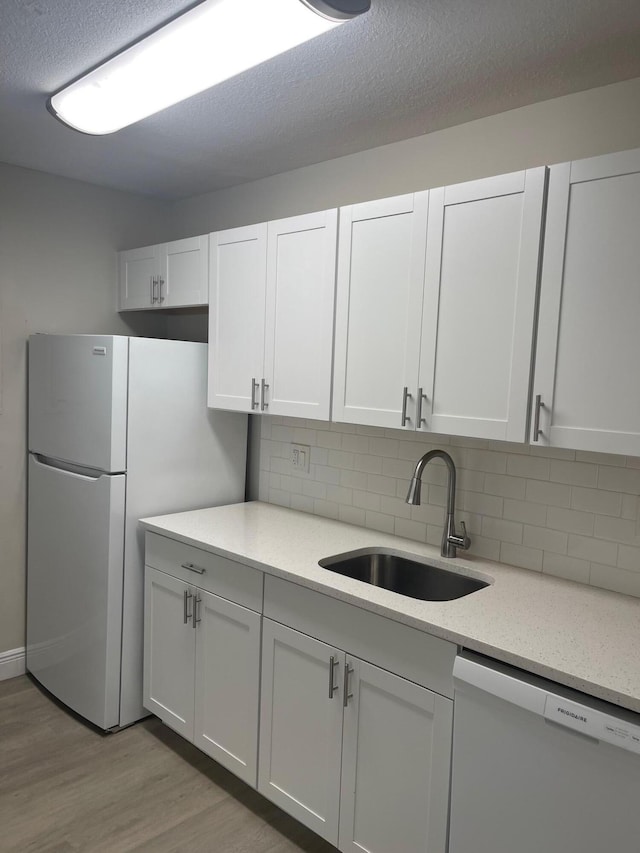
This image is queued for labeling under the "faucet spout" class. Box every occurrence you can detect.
[405,449,471,558]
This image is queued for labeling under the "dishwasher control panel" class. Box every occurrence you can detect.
[544,695,640,755]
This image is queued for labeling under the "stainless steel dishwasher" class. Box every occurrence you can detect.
[449,652,640,853]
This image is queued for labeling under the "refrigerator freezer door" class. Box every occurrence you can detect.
[26,454,126,730]
[28,334,129,472]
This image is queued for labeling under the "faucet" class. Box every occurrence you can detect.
[405,449,471,558]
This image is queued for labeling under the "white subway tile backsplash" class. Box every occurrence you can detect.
[482,517,523,545]
[546,506,595,536]
[550,460,598,488]
[571,487,622,517]
[484,473,526,500]
[394,517,428,542]
[567,534,617,566]
[500,542,543,572]
[507,454,550,480]
[256,417,640,597]
[542,554,590,584]
[503,499,548,527]
[590,564,640,597]
[353,490,382,512]
[522,525,567,555]
[525,479,571,508]
[338,505,366,526]
[341,433,370,454]
[594,515,640,546]
[369,437,400,458]
[354,453,384,474]
[365,511,395,535]
[598,465,640,494]
[617,544,640,573]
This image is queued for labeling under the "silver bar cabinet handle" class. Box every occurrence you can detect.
[343,662,354,707]
[150,275,157,304]
[328,656,339,699]
[261,378,269,411]
[193,593,201,629]
[251,378,260,410]
[533,394,544,441]
[401,386,412,427]
[181,561,205,575]
[183,589,193,624]
[416,387,427,428]
[158,276,165,304]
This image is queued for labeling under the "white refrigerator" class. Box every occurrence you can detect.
[26,334,247,731]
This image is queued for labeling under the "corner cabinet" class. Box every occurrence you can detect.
[143,534,262,787]
[531,149,640,456]
[332,172,546,441]
[119,235,209,310]
[208,209,338,420]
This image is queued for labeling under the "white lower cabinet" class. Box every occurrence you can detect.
[193,588,261,785]
[339,657,452,853]
[143,563,261,787]
[258,620,344,844]
[144,567,196,740]
[258,618,453,852]
[144,537,455,852]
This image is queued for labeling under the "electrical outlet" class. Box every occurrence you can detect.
[290,443,310,473]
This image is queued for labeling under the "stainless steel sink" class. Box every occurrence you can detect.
[318,549,490,602]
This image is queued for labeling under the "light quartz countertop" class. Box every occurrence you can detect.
[140,501,640,714]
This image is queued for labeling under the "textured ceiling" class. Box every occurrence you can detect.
[1,0,640,199]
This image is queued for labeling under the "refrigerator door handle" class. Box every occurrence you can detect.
[31,453,110,481]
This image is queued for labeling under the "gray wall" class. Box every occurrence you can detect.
[171,77,640,233]
[0,163,171,655]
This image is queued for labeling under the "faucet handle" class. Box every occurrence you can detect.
[459,521,471,550]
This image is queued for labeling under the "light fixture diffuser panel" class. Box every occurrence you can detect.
[49,0,367,135]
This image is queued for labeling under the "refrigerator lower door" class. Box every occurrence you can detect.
[28,334,129,473]
[26,454,126,730]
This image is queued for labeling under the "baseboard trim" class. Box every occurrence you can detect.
[0,647,26,681]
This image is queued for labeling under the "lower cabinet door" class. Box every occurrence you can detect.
[338,658,453,853]
[143,568,196,740]
[258,619,344,845]
[193,590,261,787]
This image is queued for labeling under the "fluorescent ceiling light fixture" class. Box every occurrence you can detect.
[48,0,370,135]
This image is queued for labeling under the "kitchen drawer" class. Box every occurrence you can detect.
[145,532,263,612]
[264,575,457,698]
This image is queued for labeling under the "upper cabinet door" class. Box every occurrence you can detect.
[333,194,429,429]
[208,224,268,413]
[119,244,161,310]
[160,235,209,308]
[420,169,546,442]
[532,149,640,455]
[263,210,338,420]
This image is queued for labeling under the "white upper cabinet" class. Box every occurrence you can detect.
[420,169,546,442]
[161,235,209,307]
[119,235,209,310]
[263,210,338,420]
[119,244,161,311]
[208,210,338,420]
[531,148,640,455]
[208,224,268,413]
[332,193,429,429]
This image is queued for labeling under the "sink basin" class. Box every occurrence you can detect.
[318,549,489,602]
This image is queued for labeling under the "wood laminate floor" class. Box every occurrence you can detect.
[0,677,337,853]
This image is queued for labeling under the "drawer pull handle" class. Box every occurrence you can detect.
[183,589,193,624]
[328,656,339,699]
[343,662,354,707]
[401,386,412,427]
[181,562,206,574]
